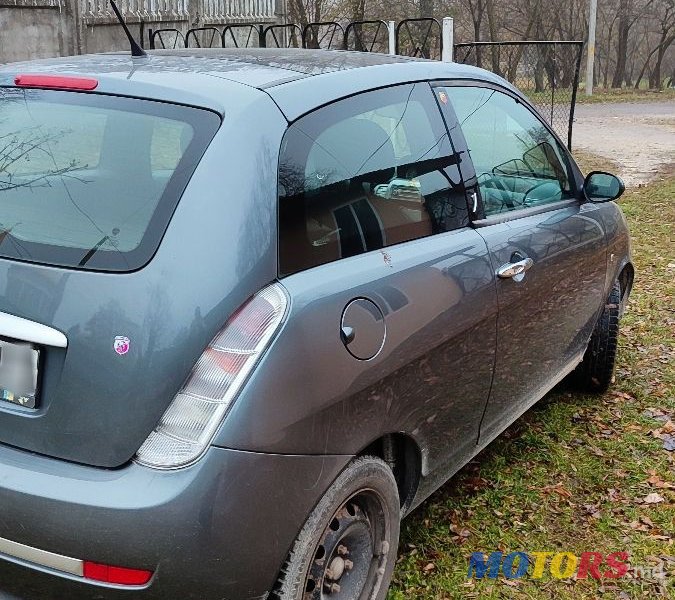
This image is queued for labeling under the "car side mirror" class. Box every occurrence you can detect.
[584,171,625,203]
[373,178,423,203]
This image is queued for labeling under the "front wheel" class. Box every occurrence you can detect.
[271,456,400,600]
[573,281,622,393]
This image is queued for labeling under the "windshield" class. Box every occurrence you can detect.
[0,88,219,271]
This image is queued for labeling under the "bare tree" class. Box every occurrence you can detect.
[298,0,674,91]
[0,127,85,193]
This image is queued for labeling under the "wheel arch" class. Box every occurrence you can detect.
[617,261,634,316]
[618,262,634,298]
[357,433,422,515]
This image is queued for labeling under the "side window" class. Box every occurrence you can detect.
[443,86,573,217]
[278,83,467,277]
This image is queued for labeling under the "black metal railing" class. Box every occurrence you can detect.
[148,28,185,50]
[344,20,389,53]
[222,24,264,48]
[264,24,303,48]
[396,18,442,59]
[185,27,222,48]
[302,22,345,50]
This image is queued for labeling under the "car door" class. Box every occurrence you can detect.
[435,83,608,444]
[234,82,499,480]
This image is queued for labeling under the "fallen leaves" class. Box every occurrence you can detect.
[583,504,602,519]
[538,482,574,500]
[589,445,606,457]
[646,472,675,489]
[650,420,675,452]
[611,390,635,401]
[643,408,671,423]
[422,562,435,574]
[449,523,471,543]
[660,420,675,434]
[641,492,665,505]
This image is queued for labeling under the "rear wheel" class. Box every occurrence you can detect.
[573,281,622,393]
[271,456,400,600]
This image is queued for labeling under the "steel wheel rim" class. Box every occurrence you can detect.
[303,489,391,600]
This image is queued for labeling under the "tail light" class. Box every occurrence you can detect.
[135,284,288,469]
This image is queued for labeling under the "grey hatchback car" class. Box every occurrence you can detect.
[0,48,632,600]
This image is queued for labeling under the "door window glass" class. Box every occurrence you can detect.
[444,86,573,217]
[278,83,468,276]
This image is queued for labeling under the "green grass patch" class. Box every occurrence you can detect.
[523,87,674,107]
[576,88,675,105]
[388,163,675,599]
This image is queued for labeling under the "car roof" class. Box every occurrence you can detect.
[0,48,519,121]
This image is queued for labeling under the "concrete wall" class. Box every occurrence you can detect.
[0,5,75,63]
[0,0,281,64]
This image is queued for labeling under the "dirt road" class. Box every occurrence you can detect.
[572,101,675,186]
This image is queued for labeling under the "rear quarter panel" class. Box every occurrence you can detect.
[214,229,498,479]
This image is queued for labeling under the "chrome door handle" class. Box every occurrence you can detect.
[497,257,534,282]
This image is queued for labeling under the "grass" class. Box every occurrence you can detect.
[388,158,675,599]
[576,87,675,105]
[523,87,674,107]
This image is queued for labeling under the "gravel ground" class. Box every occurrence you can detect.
[572,101,675,186]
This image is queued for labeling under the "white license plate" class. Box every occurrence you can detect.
[0,339,39,409]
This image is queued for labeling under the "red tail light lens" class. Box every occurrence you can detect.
[83,561,152,585]
[14,74,99,91]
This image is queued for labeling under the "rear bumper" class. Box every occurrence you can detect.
[0,444,351,599]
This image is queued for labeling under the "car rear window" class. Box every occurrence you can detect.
[0,88,220,271]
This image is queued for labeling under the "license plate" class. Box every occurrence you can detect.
[0,338,39,409]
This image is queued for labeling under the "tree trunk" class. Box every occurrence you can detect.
[603,16,617,88]
[634,45,659,89]
[486,0,501,76]
[650,34,675,89]
[611,0,630,88]
[469,0,484,67]
[349,0,366,52]
[289,0,310,27]
[420,0,434,18]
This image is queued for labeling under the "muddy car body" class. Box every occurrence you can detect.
[0,49,632,599]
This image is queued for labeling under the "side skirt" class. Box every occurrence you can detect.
[405,350,585,516]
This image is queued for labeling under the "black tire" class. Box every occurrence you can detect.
[573,281,622,393]
[270,456,400,600]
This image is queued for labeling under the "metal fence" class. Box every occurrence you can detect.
[396,18,442,60]
[147,22,582,148]
[454,41,584,148]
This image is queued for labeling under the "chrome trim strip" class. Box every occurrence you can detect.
[472,198,580,228]
[0,312,67,348]
[0,536,83,576]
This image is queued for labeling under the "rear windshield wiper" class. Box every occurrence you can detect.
[78,228,120,267]
[0,225,15,246]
